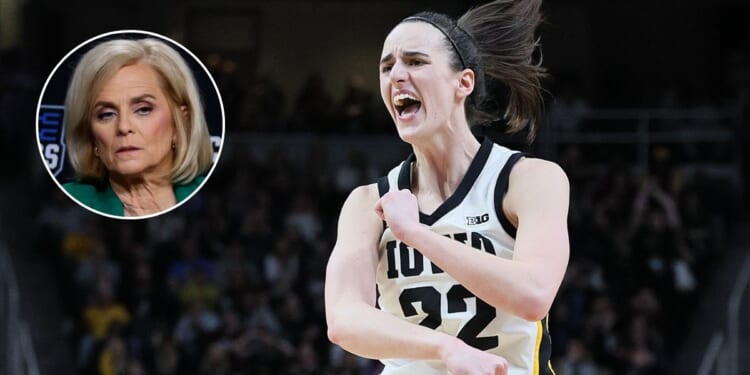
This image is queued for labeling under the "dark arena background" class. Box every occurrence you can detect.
[1,0,749,374]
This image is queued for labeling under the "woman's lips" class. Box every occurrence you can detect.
[116,146,141,153]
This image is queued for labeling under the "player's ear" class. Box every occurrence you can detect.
[456,69,475,99]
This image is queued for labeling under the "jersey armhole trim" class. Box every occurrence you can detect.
[494,152,529,239]
[377,176,390,230]
[377,176,389,198]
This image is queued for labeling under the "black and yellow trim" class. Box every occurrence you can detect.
[534,315,554,375]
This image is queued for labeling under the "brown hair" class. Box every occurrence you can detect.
[402,0,546,140]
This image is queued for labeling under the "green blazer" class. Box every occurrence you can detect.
[63,175,205,217]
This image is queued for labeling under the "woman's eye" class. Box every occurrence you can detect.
[409,60,424,66]
[381,65,392,73]
[135,106,153,115]
[97,111,116,121]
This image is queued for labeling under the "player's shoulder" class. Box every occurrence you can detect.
[510,157,568,187]
[350,182,379,197]
[344,183,381,210]
[503,157,570,219]
[336,183,383,237]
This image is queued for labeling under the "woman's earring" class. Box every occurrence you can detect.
[94,147,99,157]
[171,142,176,150]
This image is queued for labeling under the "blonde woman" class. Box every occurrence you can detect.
[63,37,213,218]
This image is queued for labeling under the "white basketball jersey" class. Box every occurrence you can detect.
[376,137,553,375]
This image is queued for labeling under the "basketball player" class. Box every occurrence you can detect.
[325,1,569,374]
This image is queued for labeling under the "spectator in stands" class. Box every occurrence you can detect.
[555,338,599,375]
[75,241,121,297]
[197,343,232,375]
[174,299,221,360]
[98,335,128,375]
[285,193,322,242]
[263,232,301,298]
[80,282,131,371]
[153,336,181,375]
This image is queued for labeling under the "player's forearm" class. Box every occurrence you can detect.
[327,300,456,360]
[399,226,566,321]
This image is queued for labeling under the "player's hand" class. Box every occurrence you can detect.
[374,189,421,242]
[440,337,509,375]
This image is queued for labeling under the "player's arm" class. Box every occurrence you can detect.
[325,184,509,373]
[379,159,570,321]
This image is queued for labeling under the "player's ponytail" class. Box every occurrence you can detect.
[401,0,546,140]
[458,0,546,140]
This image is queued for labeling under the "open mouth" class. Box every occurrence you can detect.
[392,93,422,117]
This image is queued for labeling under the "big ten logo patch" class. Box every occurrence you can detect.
[466,213,489,225]
[38,105,66,176]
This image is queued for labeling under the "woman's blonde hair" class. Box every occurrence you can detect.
[64,37,213,184]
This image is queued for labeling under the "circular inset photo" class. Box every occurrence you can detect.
[37,30,225,219]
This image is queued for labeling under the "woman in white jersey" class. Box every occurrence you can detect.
[325,1,569,374]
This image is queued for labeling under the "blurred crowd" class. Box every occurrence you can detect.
[551,144,738,375]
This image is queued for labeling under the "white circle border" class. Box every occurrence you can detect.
[35,29,227,220]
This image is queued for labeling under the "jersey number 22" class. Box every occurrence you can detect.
[399,284,498,350]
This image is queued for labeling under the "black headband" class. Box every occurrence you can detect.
[403,16,468,69]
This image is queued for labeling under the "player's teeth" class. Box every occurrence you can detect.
[392,93,417,105]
